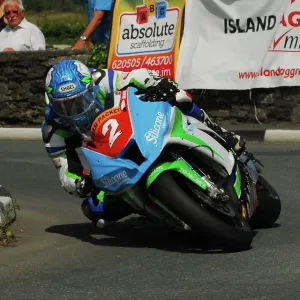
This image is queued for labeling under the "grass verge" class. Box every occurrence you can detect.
[0,200,20,246]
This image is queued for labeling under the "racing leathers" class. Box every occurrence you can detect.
[42,68,245,224]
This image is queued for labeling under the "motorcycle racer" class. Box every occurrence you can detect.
[42,59,246,227]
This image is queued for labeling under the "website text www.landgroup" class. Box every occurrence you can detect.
[239,67,300,79]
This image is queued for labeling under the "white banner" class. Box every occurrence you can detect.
[176,0,299,90]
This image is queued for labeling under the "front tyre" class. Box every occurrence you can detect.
[249,176,281,228]
[151,172,253,251]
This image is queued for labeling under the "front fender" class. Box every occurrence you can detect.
[146,160,208,191]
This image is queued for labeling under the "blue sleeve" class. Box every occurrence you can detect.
[94,0,113,11]
[107,69,115,92]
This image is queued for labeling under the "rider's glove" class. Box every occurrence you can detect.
[75,175,93,198]
[234,137,246,156]
[144,76,180,102]
[222,132,246,156]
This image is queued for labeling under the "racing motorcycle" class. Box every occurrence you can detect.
[80,87,281,251]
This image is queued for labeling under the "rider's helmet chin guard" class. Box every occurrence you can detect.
[45,59,103,134]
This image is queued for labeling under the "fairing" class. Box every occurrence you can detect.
[81,87,172,193]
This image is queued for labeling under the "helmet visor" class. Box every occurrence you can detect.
[51,89,96,118]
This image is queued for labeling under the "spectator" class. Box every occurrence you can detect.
[0,0,6,31]
[72,0,113,50]
[0,0,46,52]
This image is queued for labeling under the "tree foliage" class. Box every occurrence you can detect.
[88,44,109,69]
[24,0,86,12]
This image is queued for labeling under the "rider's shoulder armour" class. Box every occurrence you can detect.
[91,69,106,85]
[42,124,56,144]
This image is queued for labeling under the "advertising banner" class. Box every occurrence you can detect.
[107,0,185,79]
[176,0,297,90]
[257,0,300,88]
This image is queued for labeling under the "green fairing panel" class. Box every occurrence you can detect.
[171,108,223,159]
[234,165,242,198]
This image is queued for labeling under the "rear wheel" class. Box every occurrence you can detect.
[151,172,253,251]
[249,176,281,228]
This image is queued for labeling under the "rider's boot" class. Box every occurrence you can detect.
[81,191,133,228]
[81,191,114,228]
[200,110,246,155]
[173,90,246,155]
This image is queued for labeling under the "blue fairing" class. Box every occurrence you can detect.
[81,87,173,193]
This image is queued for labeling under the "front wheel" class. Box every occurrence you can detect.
[249,176,281,228]
[151,172,253,251]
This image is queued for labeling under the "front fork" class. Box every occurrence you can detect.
[238,153,261,219]
[171,151,251,221]
[169,152,230,202]
[146,151,233,221]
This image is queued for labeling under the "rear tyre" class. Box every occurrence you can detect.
[151,172,253,251]
[249,176,281,228]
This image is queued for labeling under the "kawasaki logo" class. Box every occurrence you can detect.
[58,83,77,93]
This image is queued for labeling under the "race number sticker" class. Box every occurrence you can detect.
[90,91,133,157]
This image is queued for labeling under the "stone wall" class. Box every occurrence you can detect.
[190,86,300,124]
[0,49,300,126]
[0,49,90,126]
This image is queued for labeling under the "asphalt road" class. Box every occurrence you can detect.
[0,141,300,300]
